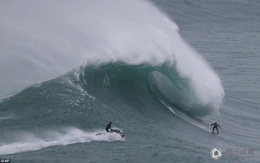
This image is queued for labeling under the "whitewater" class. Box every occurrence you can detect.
[0,0,259,162]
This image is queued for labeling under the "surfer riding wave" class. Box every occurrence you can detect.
[211,122,221,134]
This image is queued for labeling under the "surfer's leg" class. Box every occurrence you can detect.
[216,127,219,134]
[212,127,217,133]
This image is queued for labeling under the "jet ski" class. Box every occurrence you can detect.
[95,128,125,138]
[109,129,125,137]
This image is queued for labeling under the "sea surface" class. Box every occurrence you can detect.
[0,0,259,162]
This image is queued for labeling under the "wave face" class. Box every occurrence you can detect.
[80,62,223,117]
[80,63,219,117]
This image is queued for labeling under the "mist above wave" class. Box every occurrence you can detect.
[0,0,175,96]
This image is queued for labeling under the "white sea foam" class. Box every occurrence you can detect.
[0,127,124,155]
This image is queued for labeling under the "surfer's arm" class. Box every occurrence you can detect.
[218,125,221,128]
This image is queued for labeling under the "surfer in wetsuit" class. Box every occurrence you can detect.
[106,122,112,132]
[211,122,221,134]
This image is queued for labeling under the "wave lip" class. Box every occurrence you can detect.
[149,67,224,117]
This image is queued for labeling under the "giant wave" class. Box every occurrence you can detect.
[0,0,226,156]
[0,0,224,111]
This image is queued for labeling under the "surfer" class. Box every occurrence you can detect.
[106,122,112,132]
[211,122,221,134]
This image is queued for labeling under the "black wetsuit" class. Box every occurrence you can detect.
[106,123,111,132]
[211,123,220,133]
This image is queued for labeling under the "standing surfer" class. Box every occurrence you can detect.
[211,122,221,134]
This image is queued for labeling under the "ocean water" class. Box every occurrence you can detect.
[0,0,259,162]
